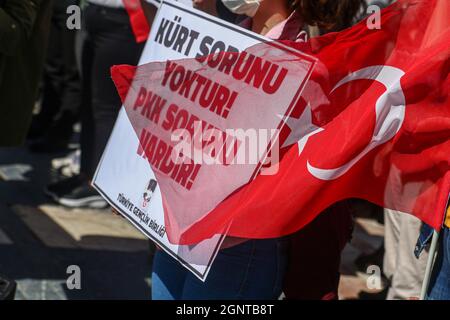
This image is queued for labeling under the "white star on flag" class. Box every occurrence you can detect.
[278,104,324,155]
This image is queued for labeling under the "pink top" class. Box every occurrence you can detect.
[240,10,307,42]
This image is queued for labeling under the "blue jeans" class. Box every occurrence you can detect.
[151,238,288,300]
[427,226,450,300]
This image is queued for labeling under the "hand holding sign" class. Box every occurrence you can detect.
[94,0,315,280]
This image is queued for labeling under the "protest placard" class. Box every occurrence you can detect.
[93,0,315,280]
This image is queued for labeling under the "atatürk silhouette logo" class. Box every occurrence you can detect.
[142,179,158,209]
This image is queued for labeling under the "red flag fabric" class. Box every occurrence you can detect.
[111,0,450,245]
[123,0,150,43]
[111,64,137,102]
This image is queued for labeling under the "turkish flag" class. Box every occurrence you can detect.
[112,0,450,245]
[123,0,150,43]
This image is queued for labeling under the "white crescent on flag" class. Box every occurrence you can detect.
[307,65,406,180]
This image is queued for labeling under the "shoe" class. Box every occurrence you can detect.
[45,174,85,201]
[58,183,108,209]
[0,275,16,300]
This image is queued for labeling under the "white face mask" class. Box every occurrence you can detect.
[221,0,261,17]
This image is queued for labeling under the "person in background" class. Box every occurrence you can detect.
[420,204,450,300]
[27,0,82,153]
[45,0,145,208]
[381,209,429,300]
[151,0,363,300]
[0,0,53,146]
[0,0,54,300]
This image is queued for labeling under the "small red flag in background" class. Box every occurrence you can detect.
[112,0,449,245]
[123,0,150,43]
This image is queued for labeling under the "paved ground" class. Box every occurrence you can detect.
[0,147,152,299]
[0,146,386,300]
[339,214,385,299]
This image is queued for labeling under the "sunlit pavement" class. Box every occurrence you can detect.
[0,146,385,300]
[339,215,385,299]
[0,147,152,300]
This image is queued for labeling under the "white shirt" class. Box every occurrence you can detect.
[87,0,125,8]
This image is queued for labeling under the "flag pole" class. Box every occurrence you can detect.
[419,229,440,300]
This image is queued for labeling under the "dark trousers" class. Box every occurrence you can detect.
[80,4,144,178]
[38,0,82,137]
[283,201,354,300]
[152,238,288,300]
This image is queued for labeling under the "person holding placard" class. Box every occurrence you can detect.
[151,0,364,300]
